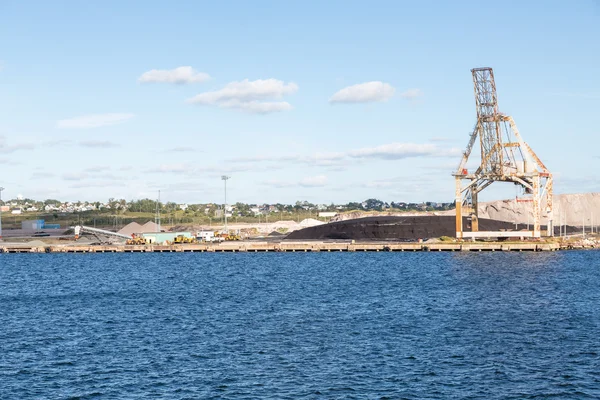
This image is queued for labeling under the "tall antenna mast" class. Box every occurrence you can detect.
[221,176,230,232]
[155,190,161,232]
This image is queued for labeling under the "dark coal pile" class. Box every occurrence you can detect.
[287,215,557,241]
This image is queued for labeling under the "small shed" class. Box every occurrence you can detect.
[22,219,44,231]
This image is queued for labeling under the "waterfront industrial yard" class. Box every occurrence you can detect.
[1,213,596,254]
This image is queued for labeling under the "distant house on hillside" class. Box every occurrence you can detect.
[318,212,337,219]
[250,207,261,216]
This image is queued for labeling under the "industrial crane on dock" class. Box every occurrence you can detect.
[454,68,553,239]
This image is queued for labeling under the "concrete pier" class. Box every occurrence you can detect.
[0,241,563,254]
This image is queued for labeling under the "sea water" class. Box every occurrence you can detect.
[1,252,599,399]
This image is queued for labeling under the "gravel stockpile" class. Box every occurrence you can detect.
[286,215,568,241]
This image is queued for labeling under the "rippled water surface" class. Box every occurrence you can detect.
[1,252,600,399]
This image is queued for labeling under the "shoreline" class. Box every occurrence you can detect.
[0,241,569,253]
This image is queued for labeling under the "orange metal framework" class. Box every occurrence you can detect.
[453,68,553,239]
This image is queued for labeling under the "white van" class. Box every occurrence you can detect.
[196,231,223,242]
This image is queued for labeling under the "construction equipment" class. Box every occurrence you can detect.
[126,235,147,245]
[224,233,241,241]
[172,235,198,244]
[454,67,553,239]
[216,231,241,241]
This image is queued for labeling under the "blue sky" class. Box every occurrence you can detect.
[0,0,598,204]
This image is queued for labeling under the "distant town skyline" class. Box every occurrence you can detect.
[1,1,599,204]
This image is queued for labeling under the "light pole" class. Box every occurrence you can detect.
[221,176,230,232]
[0,187,4,239]
[155,190,161,232]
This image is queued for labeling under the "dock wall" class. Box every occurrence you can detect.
[0,241,562,254]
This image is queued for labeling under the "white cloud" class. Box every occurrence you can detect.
[330,81,395,104]
[399,88,423,100]
[165,146,196,153]
[261,175,328,188]
[261,179,295,188]
[147,181,217,193]
[57,113,134,129]
[204,164,262,174]
[138,66,210,84]
[147,163,192,173]
[348,143,459,160]
[70,181,127,189]
[0,143,35,153]
[189,79,298,102]
[84,165,111,173]
[228,152,346,167]
[95,173,125,181]
[78,140,119,148]
[146,162,262,176]
[147,142,459,181]
[429,136,453,143]
[362,181,394,189]
[228,143,459,167]
[299,175,328,187]
[62,172,88,181]
[187,79,298,114]
[0,136,35,153]
[229,154,297,163]
[45,139,71,147]
[219,100,293,114]
[307,153,347,167]
[31,172,55,179]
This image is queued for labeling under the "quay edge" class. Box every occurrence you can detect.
[0,241,567,254]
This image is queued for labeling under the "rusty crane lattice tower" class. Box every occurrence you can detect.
[454,68,553,239]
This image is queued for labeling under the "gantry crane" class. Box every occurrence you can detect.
[454,68,553,239]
